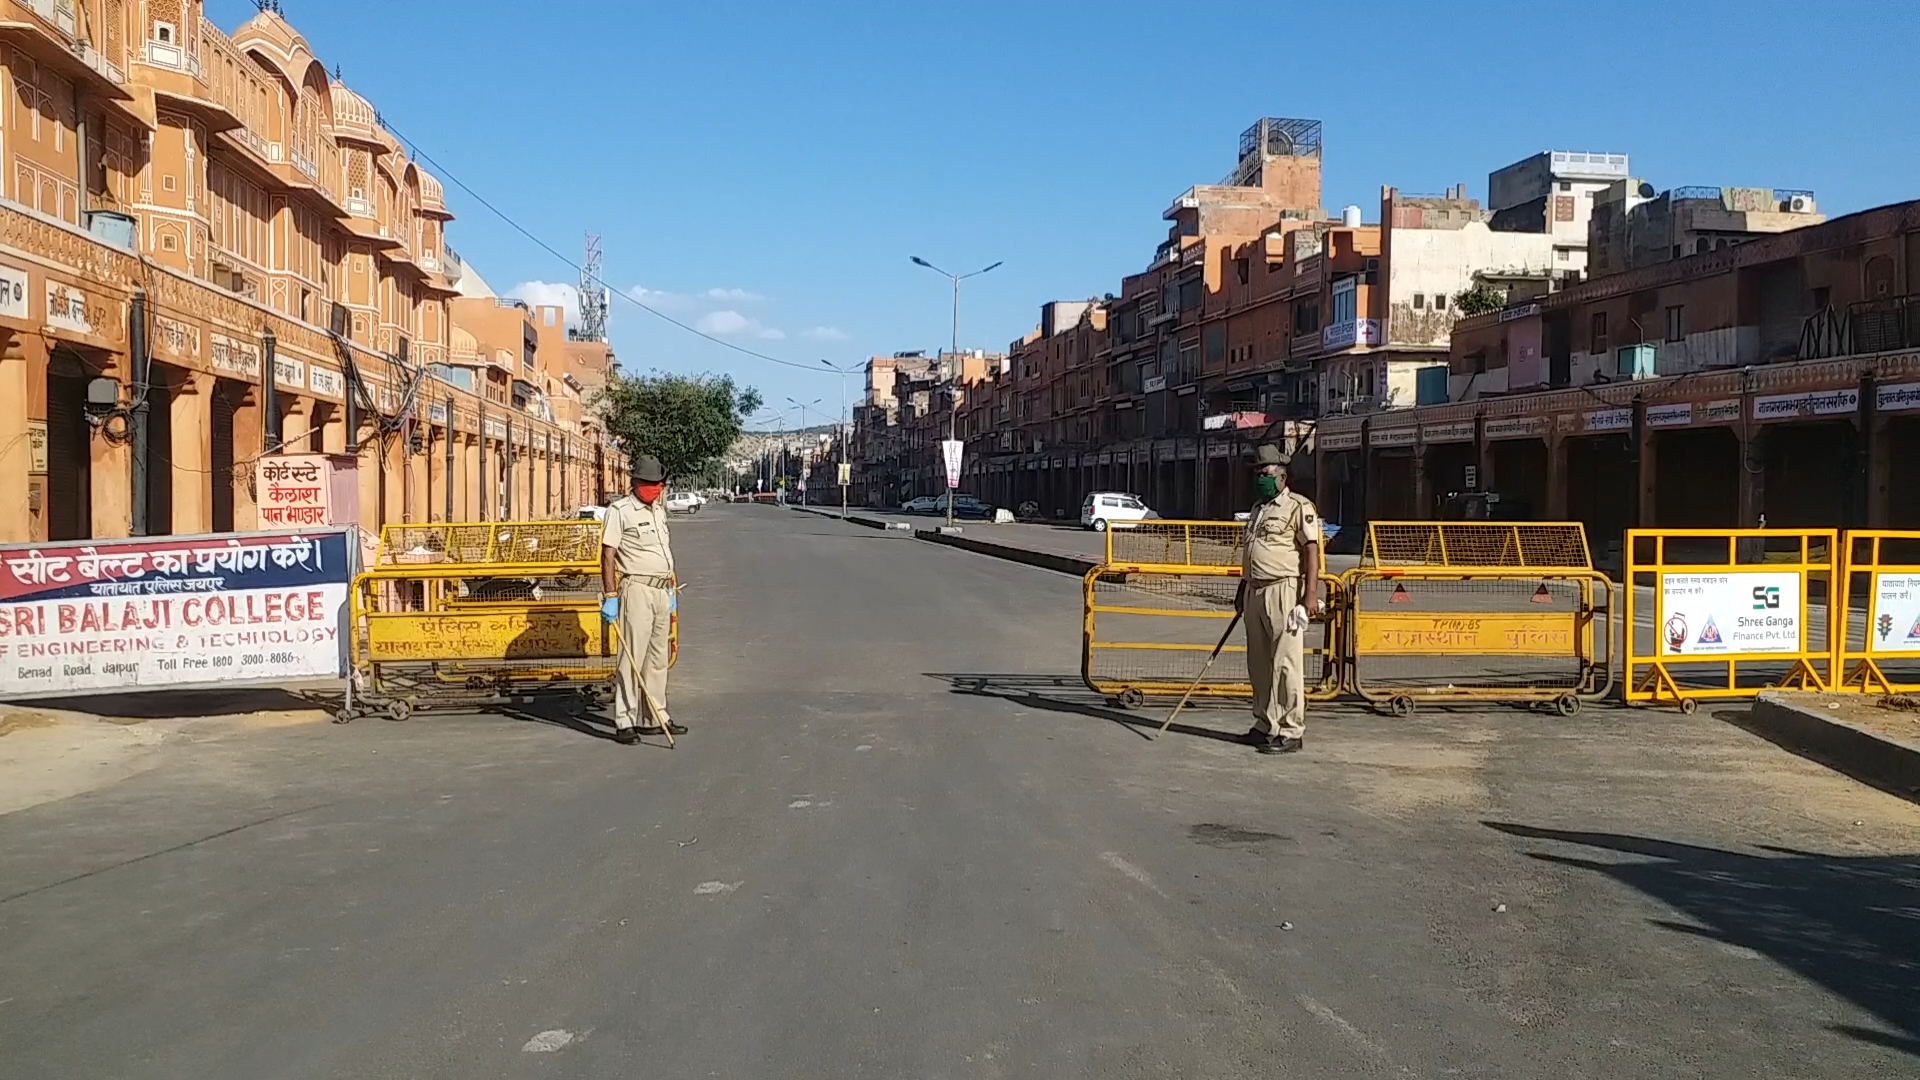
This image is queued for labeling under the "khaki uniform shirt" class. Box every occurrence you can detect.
[1242,489,1319,583]
[601,494,675,579]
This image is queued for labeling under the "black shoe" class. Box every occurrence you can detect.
[1257,736,1304,755]
[613,727,642,745]
[637,722,688,736]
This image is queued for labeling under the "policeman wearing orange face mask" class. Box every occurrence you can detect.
[600,455,681,744]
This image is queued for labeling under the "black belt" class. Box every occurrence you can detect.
[622,575,675,589]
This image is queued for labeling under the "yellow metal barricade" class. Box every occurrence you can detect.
[1361,520,1594,570]
[1104,520,1247,569]
[1081,565,1345,707]
[1832,530,1920,695]
[346,521,675,721]
[1623,529,1835,713]
[1343,566,1615,715]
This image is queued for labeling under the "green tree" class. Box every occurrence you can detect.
[1453,282,1508,317]
[594,372,763,481]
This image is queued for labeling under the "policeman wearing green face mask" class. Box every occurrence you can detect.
[1236,444,1322,754]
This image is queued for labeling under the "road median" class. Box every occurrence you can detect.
[1743,691,1920,803]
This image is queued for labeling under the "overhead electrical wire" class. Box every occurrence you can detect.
[381,118,832,375]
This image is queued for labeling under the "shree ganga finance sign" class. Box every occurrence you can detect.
[0,531,350,698]
[1660,572,1801,656]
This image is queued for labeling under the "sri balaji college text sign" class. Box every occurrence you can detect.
[0,531,352,699]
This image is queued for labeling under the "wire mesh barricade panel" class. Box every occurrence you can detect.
[1082,567,1342,703]
[1104,521,1247,569]
[1362,522,1592,570]
[1623,529,1835,711]
[1346,570,1613,710]
[374,521,604,568]
[1833,531,1920,695]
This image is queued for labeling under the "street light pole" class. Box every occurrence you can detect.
[911,255,1002,527]
[786,397,821,506]
[821,359,859,519]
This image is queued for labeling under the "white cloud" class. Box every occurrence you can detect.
[507,281,580,326]
[627,285,693,311]
[697,309,785,340]
[702,287,763,302]
[801,326,849,341]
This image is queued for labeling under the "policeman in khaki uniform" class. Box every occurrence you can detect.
[600,456,683,745]
[1237,444,1322,754]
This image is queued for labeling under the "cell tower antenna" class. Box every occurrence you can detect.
[577,234,610,343]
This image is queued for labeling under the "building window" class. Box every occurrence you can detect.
[1435,293,1447,310]
[1813,286,1831,311]
[1665,305,1684,343]
[1559,181,1572,192]
[1412,293,1425,310]
[1235,257,1250,285]
[1696,237,1710,254]
[1591,312,1607,356]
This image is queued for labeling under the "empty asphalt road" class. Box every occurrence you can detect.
[2,505,1916,1079]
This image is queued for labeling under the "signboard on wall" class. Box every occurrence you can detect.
[210,334,261,381]
[0,263,28,320]
[27,420,46,472]
[1878,382,1920,413]
[45,281,94,335]
[1660,572,1800,656]
[1752,389,1858,421]
[256,456,334,528]
[0,530,352,699]
[1646,404,1692,427]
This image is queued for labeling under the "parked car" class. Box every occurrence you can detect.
[576,505,607,523]
[665,491,701,515]
[936,493,995,519]
[1081,492,1158,532]
[902,495,941,514]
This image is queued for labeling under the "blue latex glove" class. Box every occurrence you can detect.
[668,589,677,615]
[600,596,619,623]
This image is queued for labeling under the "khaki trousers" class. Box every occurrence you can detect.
[612,577,673,730]
[1245,578,1305,739]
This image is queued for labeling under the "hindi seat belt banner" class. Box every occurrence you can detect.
[0,529,352,699]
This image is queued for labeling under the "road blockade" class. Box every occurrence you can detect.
[1104,520,1245,570]
[1081,564,1344,707]
[1831,530,1920,695]
[1346,521,1613,716]
[1623,528,1835,713]
[344,521,674,722]
[1344,567,1614,716]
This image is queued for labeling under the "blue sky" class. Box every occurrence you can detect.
[212,0,1919,426]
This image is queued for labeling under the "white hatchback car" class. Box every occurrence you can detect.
[1081,492,1158,531]
[664,491,701,515]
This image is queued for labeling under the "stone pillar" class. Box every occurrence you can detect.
[231,394,262,531]
[320,405,347,453]
[92,421,132,540]
[0,337,31,543]
[280,399,310,455]
[407,437,428,524]
[1411,437,1430,519]
[170,370,212,535]
[1738,427,1767,527]
[1545,435,1569,520]
[464,434,482,522]
[1636,426,1658,530]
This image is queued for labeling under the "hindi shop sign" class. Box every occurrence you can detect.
[256,455,338,529]
[1659,571,1801,656]
[0,531,351,699]
[1870,574,1920,654]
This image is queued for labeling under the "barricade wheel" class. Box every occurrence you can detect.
[1678,698,1699,716]
[386,699,414,722]
[1118,688,1146,709]
[332,707,359,725]
[1553,695,1581,718]
[1389,695,1416,718]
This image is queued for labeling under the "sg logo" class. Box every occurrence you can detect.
[1751,586,1782,610]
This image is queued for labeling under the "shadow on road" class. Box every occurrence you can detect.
[922,672,1250,745]
[14,686,334,719]
[1485,821,1920,1059]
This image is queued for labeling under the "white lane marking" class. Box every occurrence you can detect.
[855,745,873,752]
[1297,994,1397,1064]
[1099,851,1166,897]
[789,799,813,808]
[694,880,742,895]
[521,1030,575,1053]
